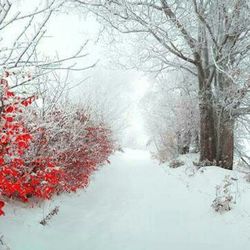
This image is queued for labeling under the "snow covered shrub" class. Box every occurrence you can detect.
[23,104,114,194]
[0,76,36,214]
[212,175,236,213]
[55,125,114,192]
[0,77,115,216]
[0,76,65,209]
[169,159,185,168]
[149,131,179,163]
[0,79,67,206]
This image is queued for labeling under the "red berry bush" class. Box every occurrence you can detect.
[0,76,115,216]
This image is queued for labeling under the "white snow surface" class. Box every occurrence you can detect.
[1,149,250,250]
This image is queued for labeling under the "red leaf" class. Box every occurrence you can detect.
[0,201,4,208]
[5,116,13,122]
[0,157,4,165]
[6,91,14,97]
[5,105,14,113]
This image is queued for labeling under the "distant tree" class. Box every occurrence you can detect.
[142,71,199,162]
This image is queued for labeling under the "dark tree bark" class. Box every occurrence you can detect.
[215,110,234,170]
[196,58,217,165]
[199,94,217,164]
[193,131,200,153]
[198,76,234,169]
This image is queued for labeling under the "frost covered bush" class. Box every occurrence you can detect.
[150,131,178,163]
[169,159,185,168]
[0,76,115,216]
[212,176,236,213]
[24,103,115,193]
[0,76,38,214]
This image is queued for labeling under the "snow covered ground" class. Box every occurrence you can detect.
[1,149,250,250]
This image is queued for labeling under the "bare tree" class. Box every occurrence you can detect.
[0,0,96,89]
[75,0,250,169]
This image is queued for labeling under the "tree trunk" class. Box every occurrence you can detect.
[199,97,217,164]
[196,49,217,165]
[214,72,235,170]
[192,131,200,153]
[216,111,234,170]
[199,97,234,169]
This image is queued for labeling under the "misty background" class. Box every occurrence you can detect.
[37,5,151,149]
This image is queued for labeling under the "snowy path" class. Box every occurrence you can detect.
[1,149,250,250]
